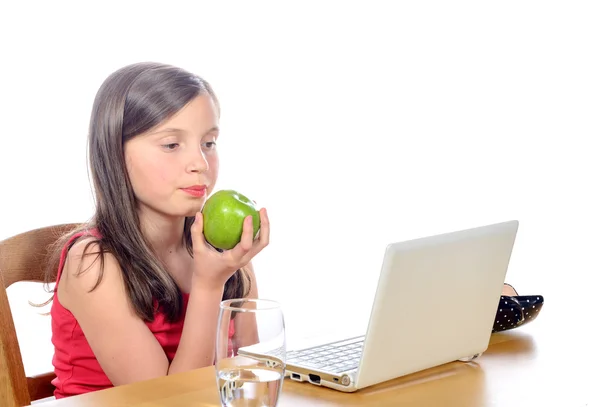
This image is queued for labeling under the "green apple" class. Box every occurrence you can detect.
[201,189,261,250]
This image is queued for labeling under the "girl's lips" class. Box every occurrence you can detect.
[181,185,207,197]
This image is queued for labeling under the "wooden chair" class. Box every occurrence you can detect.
[0,223,80,407]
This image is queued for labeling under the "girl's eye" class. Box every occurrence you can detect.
[203,141,217,150]
[162,143,179,150]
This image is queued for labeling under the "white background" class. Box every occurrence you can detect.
[1,1,599,378]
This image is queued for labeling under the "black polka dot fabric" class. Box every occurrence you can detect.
[492,294,544,333]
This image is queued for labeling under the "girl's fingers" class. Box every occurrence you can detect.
[258,208,270,247]
[216,208,271,267]
[241,215,255,250]
[239,209,270,264]
[229,216,254,259]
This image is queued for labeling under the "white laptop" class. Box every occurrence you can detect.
[240,220,519,392]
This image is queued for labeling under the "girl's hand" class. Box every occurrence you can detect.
[190,208,270,290]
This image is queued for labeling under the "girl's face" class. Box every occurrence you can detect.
[124,94,220,219]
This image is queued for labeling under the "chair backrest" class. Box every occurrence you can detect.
[0,223,80,407]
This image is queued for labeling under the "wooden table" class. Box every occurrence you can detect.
[33,315,598,407]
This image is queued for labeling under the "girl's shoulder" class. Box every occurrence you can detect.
[57,228,126,311]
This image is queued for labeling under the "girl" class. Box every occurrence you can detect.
[47,62,269,398]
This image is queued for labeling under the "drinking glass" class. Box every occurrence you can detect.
[215,299,286,407]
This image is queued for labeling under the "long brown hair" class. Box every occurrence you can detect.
[44,62,250,322]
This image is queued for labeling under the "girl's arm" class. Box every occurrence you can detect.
[59,210,269,386]
[233,262,260,348]
[170,211,268,373]
[59,239,175,385]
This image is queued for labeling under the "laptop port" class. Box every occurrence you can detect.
[308,374,321,385]
[291,373,301,381]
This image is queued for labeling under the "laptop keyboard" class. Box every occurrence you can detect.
[286,336,365,374]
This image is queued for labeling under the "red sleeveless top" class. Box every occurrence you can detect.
[50,230,235,398]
